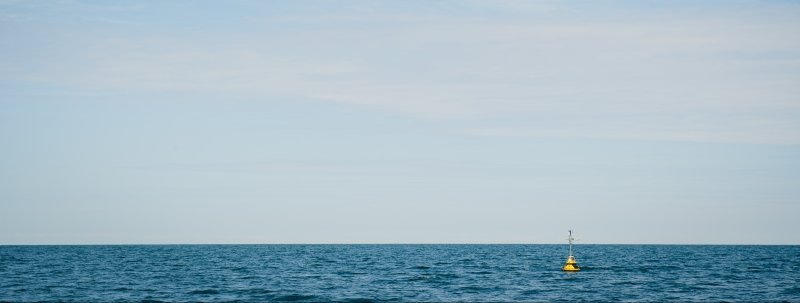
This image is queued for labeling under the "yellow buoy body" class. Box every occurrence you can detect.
[562,255,580,271]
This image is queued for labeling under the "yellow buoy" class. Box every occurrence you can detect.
[562,230,581,272]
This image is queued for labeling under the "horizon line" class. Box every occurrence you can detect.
[2,243,798,246]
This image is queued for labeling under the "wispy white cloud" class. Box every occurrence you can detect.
[5,1,800,144]
[465,119,800,145]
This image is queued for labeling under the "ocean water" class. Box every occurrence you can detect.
[1,244,798,302]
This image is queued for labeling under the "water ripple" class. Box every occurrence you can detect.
[1,245,798,302]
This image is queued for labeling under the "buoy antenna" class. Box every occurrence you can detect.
[567,230,575,256]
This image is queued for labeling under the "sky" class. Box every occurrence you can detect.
[1,0,799,244]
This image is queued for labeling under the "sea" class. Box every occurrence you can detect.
[1,244,798,302]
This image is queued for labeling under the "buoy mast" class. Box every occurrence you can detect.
[562,229,581,272]
[568,230,574,256]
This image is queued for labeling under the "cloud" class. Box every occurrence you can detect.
[465,120,800,145]
[5,1,800,144]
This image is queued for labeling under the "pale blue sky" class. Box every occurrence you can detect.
[1,0,799,244]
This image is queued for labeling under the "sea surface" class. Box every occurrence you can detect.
[1,244,798,302]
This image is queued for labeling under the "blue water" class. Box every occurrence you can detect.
[1,245,798,302]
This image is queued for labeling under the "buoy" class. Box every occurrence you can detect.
[562,230,581,272]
